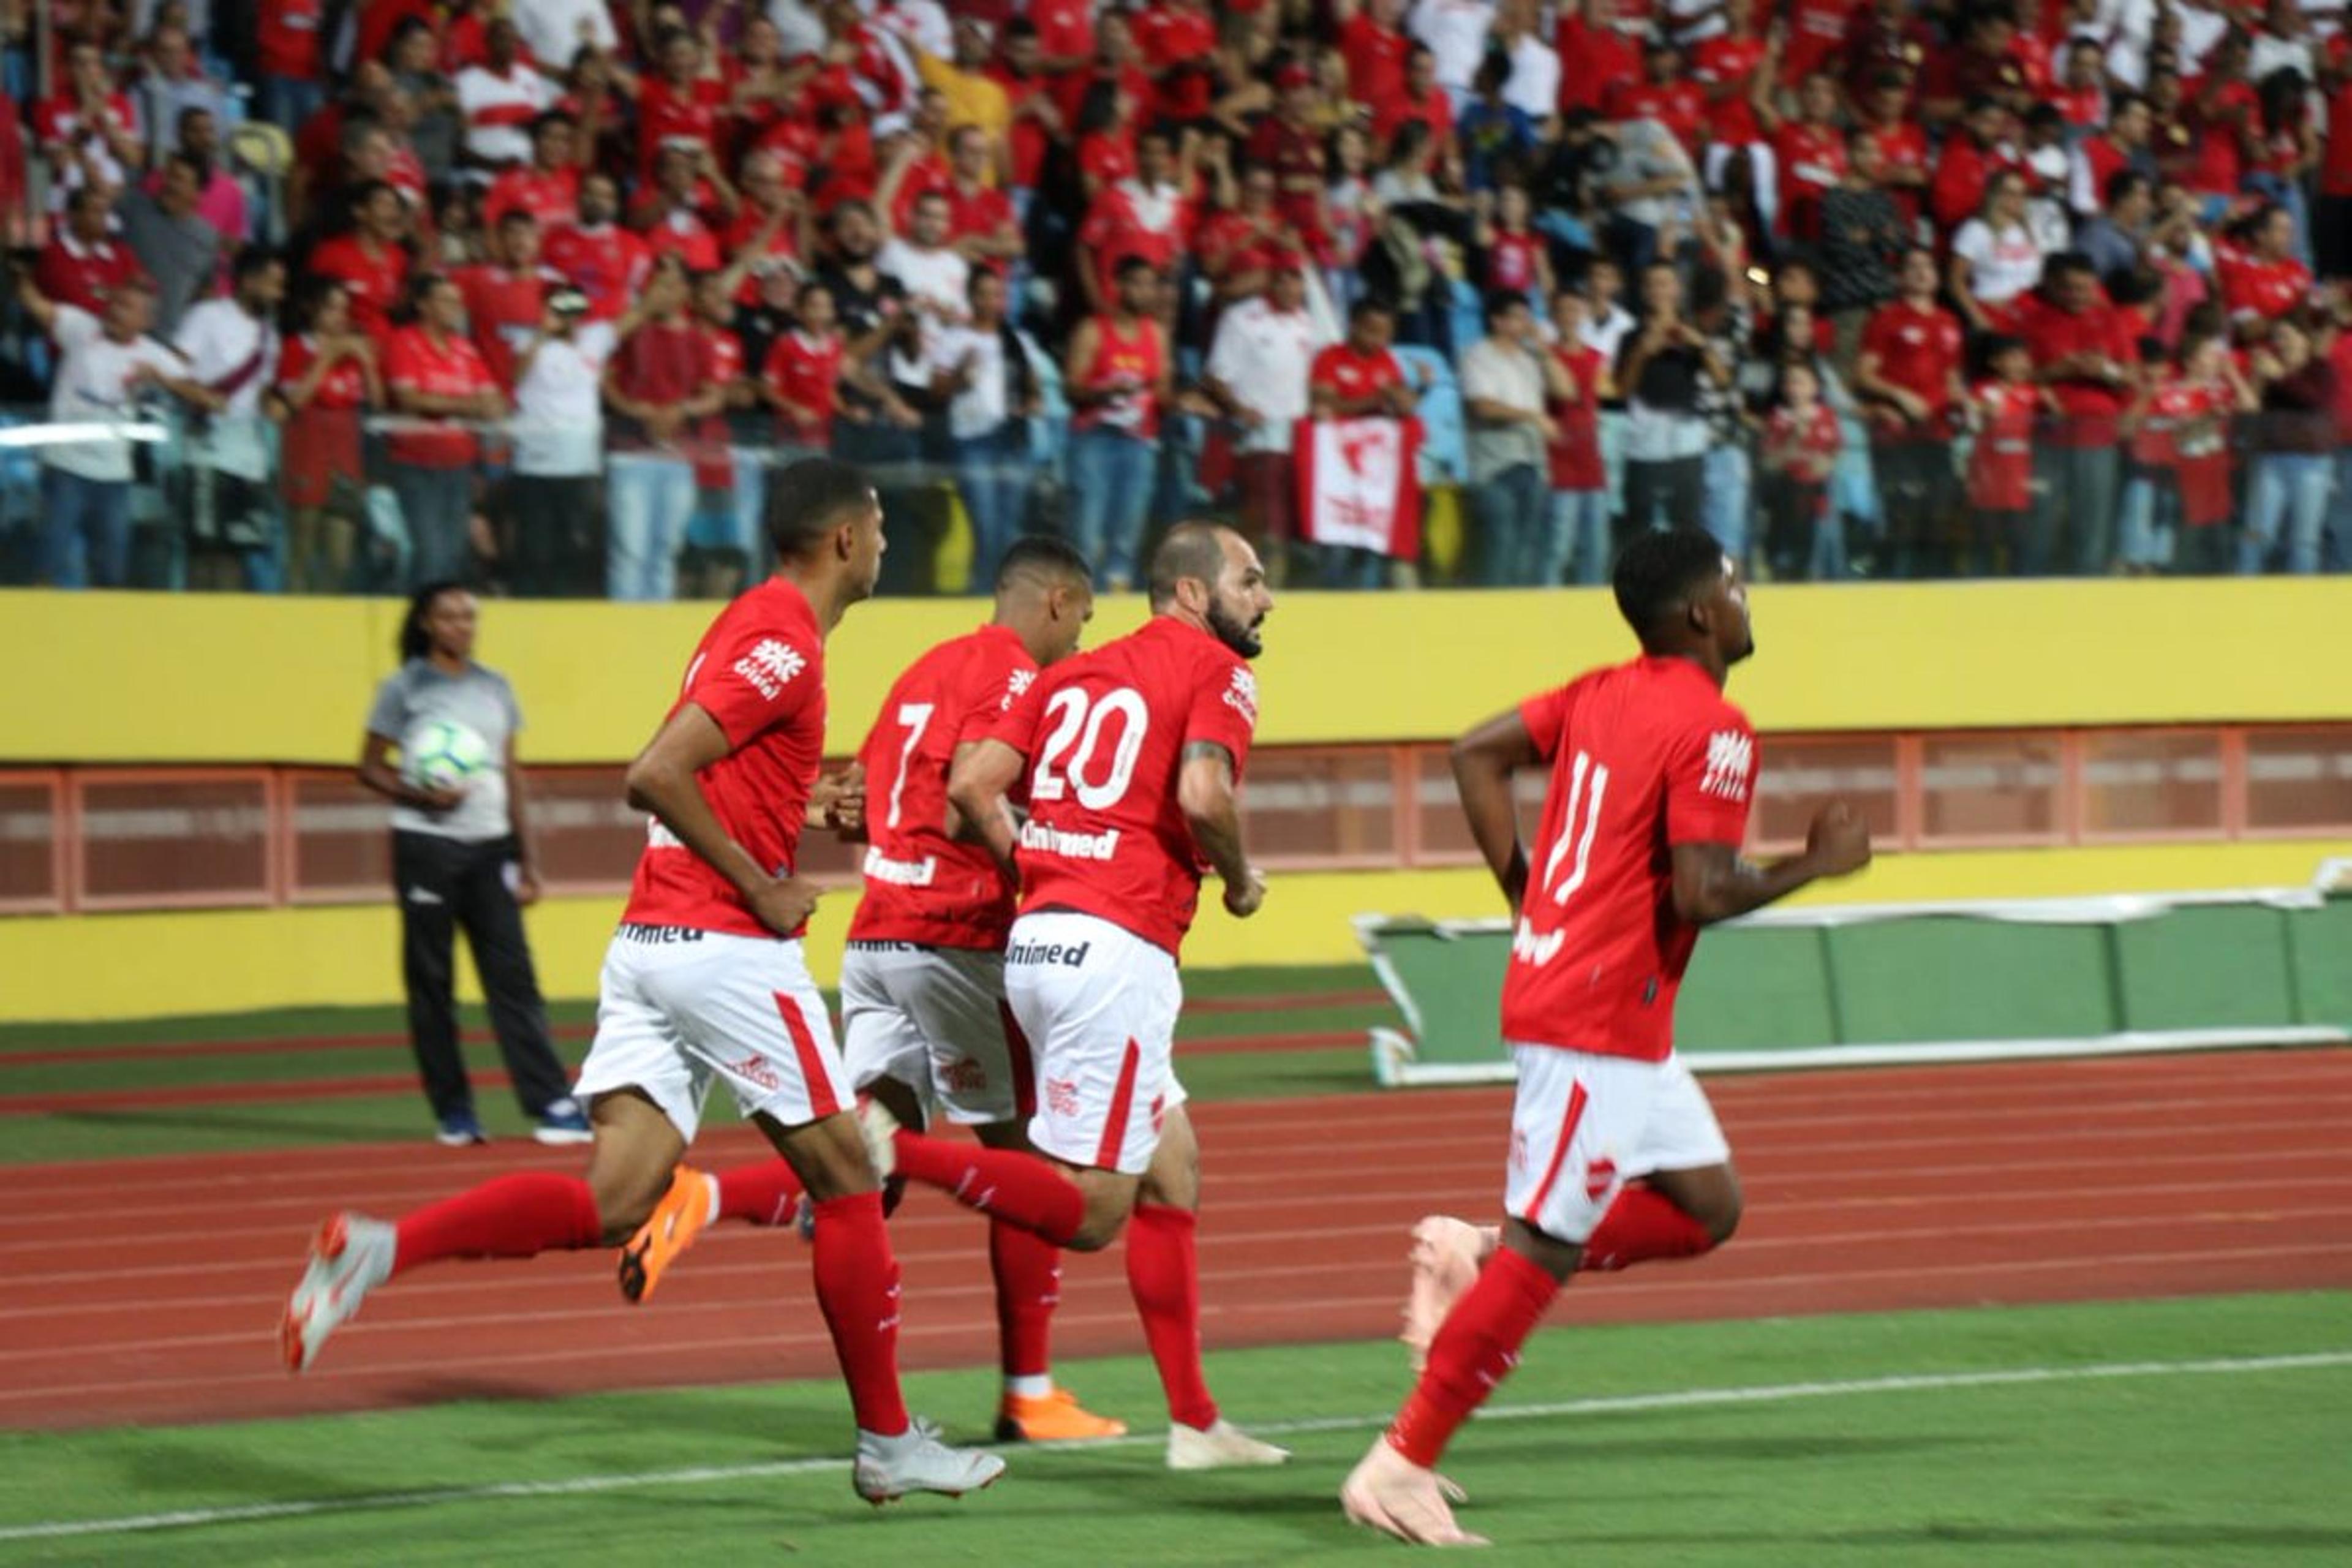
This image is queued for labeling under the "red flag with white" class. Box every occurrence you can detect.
[1294,416,1423,559]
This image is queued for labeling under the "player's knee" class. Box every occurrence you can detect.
[1698,1180,1744,1246]
[1064,1188,1134,1252]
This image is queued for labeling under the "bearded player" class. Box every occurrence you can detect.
[614,537,1128,1443]
[281,459,1005,1506]
[1341,528,1872,1545]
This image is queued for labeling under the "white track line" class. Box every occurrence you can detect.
[1,1349,2344,1545]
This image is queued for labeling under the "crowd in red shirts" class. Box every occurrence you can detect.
[2,0,2348,593]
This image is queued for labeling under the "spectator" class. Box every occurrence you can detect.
[1410,0,1499,97]
[1461,288,1566,586]
[309,179,415,347]
[1540,285,1613,586]
[2070,92,2157,218]
[37,40,146,211]
[542,171,649,324]
[761,279,848,453]
[1817,128,1907,355]
[385,273,505,586]
[1247,61,1329,241]
[1617,260,1725,538]
[634,26,726,184]
[1203,258,1323,585]
[511,0,618,77]
[1758,359,1843,579]
[2017,253,2138,574]
[1474,182,1551,308]
[1951,170,2046,335]
[160,107,251,249]
[1373,42,1454,156]
[15,273,214,589]
[1928,94,2011,236]
[116,151,223,336]
[484,111,583,233]
[634,143,733,273]
[36,186,140,318]
[930,268,1041,592]
[1077,126,1193,313]
[1064,256,1170,591]
[1966,334,2046,573]
[1556,0,1639,117]
[680,266,761,600]
[880,187,973,332]
[454,17,554,172]
[2119,330,2253,575]
[1855,247,1967,578]
[914,15,1012,147]
[135,25,230,164]
[505,287,609,598]
[1598,113,1702,277]
[2243,314,2340,573]
[2078,172,2155,282]
[2320,55,2352,281]
[2217,202,2317,337]
[1578,253,1638,361]
[258,0,333,134]
[173,246,288,593]
[1306,296,1419,589]
[1772,70,1847,244]
[938,126,1021,275]
[1494,0,1562,119]
[273,280,382,594]
[358,582,587,1148]
[1339,0,1413,109]
[1691,263,1757,566]
[601,258,720,601]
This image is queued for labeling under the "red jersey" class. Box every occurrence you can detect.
[1310,342,1406,406]
[1501,657,1755,1062]
[886,151,955,235]
[848,624,1038,949]
[383,326,494,468]
[483,165,579,232]
[1136,3,1217,121]
[1372,89,1453,154]
[455,262,551,389]
[1605,80,1705,151]
[1487,229,1542,294]
[1555,18,1637,114]
[987,66,1052,189]
[1859,299,1965,431]
[1340,13,1409,108]
[1689,36,1766,148]
[34,233,138,315]
[307,234,410,345]
[1030,0,1096,62]
[1782,0,1861,87]
[1072,315,1165,439]
[2326,78,2352,199]
[2215,245,2312,324]
[1764,401,1842,482]
[623,578,828,939]
[1969,380,2038,510]
[1546,342,1606,491]
[2016,295,2137,445]
[1080,183,1191,297]
[1864,119,1930,224]
[763,328,843,445]
[1243,115,1328,238]
[542,221,650,322]
[642,206,723,273]
[945,181,1016,271]
[636,75,725,178]
[258,0,326,80]
[990,617,1257,958]
[1774,122,1847,238]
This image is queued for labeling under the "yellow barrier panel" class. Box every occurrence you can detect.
[7,579,2350,764]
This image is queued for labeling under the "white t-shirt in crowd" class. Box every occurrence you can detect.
[1953,218,2046,306]
[1409,0,1496,92]
[510,324,612,475]
[510,0,617,76]
[173,297,280,481]
[927,321,1013,441]
[455,62,556,168]
[1206,296,1327,455]
[45,304,187,482]
[877,238,971,340]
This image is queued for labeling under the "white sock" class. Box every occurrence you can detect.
[1004,1373,1052,1399]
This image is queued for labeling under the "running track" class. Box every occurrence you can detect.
[5,1048,2348,1431]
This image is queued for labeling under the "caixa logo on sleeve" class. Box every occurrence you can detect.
[1699,729,1753,802]
[1222,666,1259,726]
[733,639,807,701]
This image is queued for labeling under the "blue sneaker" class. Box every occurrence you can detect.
[435,1109,488,1147]
[533,1098,593,1147]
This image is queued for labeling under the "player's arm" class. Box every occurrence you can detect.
[357,731,465,813]
[1178,741,1264,918]
[945,737,1026,876]
[809,761,866,839]
[1670,804,1870,927]
[624,703,820,936]
[1450,707,1541,918]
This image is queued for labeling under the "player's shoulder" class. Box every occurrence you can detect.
[702,578,824,674]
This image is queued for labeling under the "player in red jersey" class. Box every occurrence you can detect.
[859,524,1293,1472]
[614,539,1126,1444]
[281,459,1006,1507]
[1340,529,1872,1545]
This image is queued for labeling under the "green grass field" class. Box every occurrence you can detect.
[2,1294,2346,1566]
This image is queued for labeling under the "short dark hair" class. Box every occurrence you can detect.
[1147,521,1233,611]
[995,535,1092,592]
[398,581,468,662]
[764,456,876,560]
[1482,287,1529,328]
[231,244,281,287]
[2105,169,2150,208]
[1348,295,1394,325]
[1115,255,1158,284]
[1612,527,1727,643]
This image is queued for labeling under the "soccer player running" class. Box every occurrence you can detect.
[861,522,1292,1471]
[615,537,1129,1444]
[281,459,1006,1506]
[1340,528,1872,1547]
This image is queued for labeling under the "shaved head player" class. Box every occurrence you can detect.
[281,459,1006,1507]
[1341,527,1872,1546]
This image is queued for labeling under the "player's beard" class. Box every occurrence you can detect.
[1206,595,1264,660]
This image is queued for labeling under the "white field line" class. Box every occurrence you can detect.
[0,1349,2345,1545]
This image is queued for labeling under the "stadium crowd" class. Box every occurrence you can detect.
[0,0,2346,595]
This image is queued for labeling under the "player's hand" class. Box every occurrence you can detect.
[815,763,867,834]
[511,865,543,907]
[1223,867,1267,919]
[413,783,468,813]
[1806,802,1872,878]
[747,875,821,935]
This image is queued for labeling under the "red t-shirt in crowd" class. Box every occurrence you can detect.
[1556,18,1637,114]
[1372,88,1453,154]
[1072,314,1166,439]
[1765,400,1842,482]
[1310,342,1406,406]
[1860,298,1966,432]
[608,318,715,448]
[259,0,326,79]
[987,66,1054,189]
[35,233,138,315]
[989,616,1257,959]
[1969,379,2038,510]
[2017,294,2138,445]
[1487,229,1542,295]
[1340,13,1409,108]
[454,262,551,390]
[1136,2,1217,122]
[622,577,827,939]
[1501,657,1755,1062]
[483,165,579,232]
[848,623,1038,949]
[636,74,725,178]
[1690,36,1767,148]
[1547,342,1606,491]
[1782,0,1861,87]
[542,221,650,321]
[309,234,412,346]
[383,325,494,467]
[763,328,844,445]
[1605,80,1706,151]
[2215,243,2313,325]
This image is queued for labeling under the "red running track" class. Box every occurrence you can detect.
[4,1048,2348,1432]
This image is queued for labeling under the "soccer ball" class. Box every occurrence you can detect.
[404,719,491,790]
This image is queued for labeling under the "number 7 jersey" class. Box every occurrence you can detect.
[988,617,1259,958]
[1502,655,1758,1063]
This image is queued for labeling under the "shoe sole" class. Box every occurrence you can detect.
[533,1128,594,1146]
[993,1415,1131,1444]
[858,1466,1005,1508]
[282,1215,350,1374]
[435,1131,487,1147]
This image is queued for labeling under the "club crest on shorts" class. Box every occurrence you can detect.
[726,1052,783,1093]
[1583,1156,1618,1202]
[1046,1077,1081,1118]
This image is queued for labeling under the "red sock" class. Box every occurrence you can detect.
[810,1193,911,1436]
[715,1159,804,1226]
[990,1218,1061,1381]
[891,1130,1085,1246]
[1580,1185,1719,1273]
[392,1172,601,1275]
[1387,1247,1559,1468]
[1125,1203,1218,1431]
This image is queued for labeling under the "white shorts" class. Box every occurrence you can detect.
[839,941,1031,1127]
[573,925,854,1142]
[1502,1046,1731,1245]
[1005,911,1188,1176]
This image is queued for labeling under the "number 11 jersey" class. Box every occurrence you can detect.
[989,617,1259,958]
[1502,655,1758,1063]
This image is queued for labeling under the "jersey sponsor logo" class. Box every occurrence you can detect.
[1222,666,1259,726]
[861,846,938,887]
[726,1051,783,1093]
[1006,937,1093,967]
[1001,667,1036,710]
[1700,729,1754,802]
[1511,915,1566,968]
[1019,819,1122,861]
[942,1056,989,1096]
[732,638,807,701]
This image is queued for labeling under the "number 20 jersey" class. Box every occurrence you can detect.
[1501,656,1757,1063]
[989,617,1258,957]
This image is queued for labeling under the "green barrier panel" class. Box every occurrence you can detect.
[1360,881,2352,1087]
